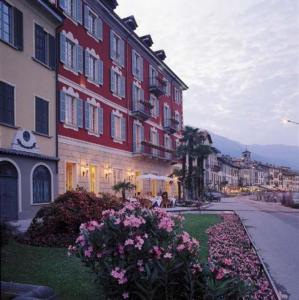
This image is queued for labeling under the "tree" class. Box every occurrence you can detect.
[112,181,136,201]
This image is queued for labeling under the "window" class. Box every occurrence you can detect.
[111,113,126,142]
[149,66,158,85]
[113,168,123,185]
[0,1,23,49]
[35,24,55,69]
[150,129,159,156]
[32,165,51,204]
[60,32,83,73]
[175,112,181,130]
[66,162,76,191]
[0,81,14,126]
[150,94,159,118]
[164,135,172,159]
[132,84,144,111]
[35,97,49,135]
[85,50,103,85]
[59,91,83,128]
[110,30,124,66]
[164,80,170,96]
[84,5,102,40]
[133,123,144,153]
[85,102,103,135]
[60,0,82,24]
[89,165,97,193]
[110,69,125,98]
[163,105,171,127]
[132,50,143,81]
[174,87,181,103]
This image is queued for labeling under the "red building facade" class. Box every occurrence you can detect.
[53,0,188,196]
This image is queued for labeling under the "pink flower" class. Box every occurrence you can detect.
[135,236,144,250]
[75,235,86,246]
[158,217,174,232]
[123,215,145,228]
[118,244,124,254]
[191,263,202,274]
[223,258,232,266]
[102,209,115,218]
[164,252,172,259]
[124,239,134,246]
[152,246,162,258]
[86,220,100,231]
[122,292,129,299]
[111,267,128,285]
[84,246,93,258]
[177,244,185,251]
[216,268,230,280]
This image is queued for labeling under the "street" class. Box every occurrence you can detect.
[208,196,299,300]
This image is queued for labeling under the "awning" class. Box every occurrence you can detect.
[137,174,172,181]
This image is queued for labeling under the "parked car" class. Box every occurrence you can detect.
[204,191,222,202]
[293,192,299,204]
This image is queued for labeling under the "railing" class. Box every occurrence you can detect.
[149,76,166,96]
[133,141,177,163]
[132,100,151,121]
[164,117,179,133]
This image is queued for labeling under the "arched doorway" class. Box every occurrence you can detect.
[0,161,18,221]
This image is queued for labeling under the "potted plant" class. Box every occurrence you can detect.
[112,181,136,201]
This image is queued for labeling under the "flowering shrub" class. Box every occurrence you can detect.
[70,202,204,299]
[26,189,124,247]
[207,214,276,300]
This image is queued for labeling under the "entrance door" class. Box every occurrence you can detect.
[0,161,18,221]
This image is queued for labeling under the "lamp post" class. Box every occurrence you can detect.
[282,119,299,125]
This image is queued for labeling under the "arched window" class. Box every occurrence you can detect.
[32,165,51,204]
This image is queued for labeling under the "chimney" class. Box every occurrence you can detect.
[140,35,153,47]
[155,50,166,61]
[122,15,138,31]
[101,0,118,11]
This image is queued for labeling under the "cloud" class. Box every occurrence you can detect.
[117,0,299,146]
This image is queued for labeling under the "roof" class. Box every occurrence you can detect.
[95,0,188,90]
[0,148,59,162]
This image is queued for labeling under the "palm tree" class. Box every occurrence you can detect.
[112,181,136,201]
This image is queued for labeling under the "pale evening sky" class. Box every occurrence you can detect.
[116,0,299,147]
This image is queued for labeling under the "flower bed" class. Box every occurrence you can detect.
[207,214,276,300]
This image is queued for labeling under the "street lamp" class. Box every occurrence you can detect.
[282,118,299,125]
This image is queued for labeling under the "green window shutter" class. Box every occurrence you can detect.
[120,76,125,98]
[84,101,90,130]
[48,34,56,70]
[98,107,103,134]
[77,99,83,128]
[84,49,90,78]
[84,4,89,30]
[95,18,103,40]
[121,117,126,141]
[132,50,136,77]
[110,69,116,93]
[76,0,82,24]
[97,59,103,85]
[110,30,116,60]
[60,32,66,64]
[111,113,115,138]
[60,91,66,123]
[133,123,137,152]
[76,44,83,74]
[13,7,23,50]
[119,38,125,67]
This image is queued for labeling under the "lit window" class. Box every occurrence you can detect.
[66,162,76,191]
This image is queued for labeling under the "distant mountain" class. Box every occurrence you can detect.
[210,133,299,171]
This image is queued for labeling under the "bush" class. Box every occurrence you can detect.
[0,223,10,247]
[26,188,124,247]
[70,203,249,299]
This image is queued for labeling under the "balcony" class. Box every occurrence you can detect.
[164,117,179,134]
[132,100,152,121]
[133,141,177,163]
[212,164,221,172]
[149,76,166,97]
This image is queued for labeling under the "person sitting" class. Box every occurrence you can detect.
[160,192,170,208]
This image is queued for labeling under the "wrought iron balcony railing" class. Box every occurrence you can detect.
[149,76,166,97]
[164,117,179,134]
[132,100,151,121]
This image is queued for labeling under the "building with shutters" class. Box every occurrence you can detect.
[54,0,188,196]
[0,0,63,221]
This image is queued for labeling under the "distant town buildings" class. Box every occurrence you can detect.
[204,140,299,193]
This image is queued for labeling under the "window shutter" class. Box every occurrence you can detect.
[156,99,160,116]
[77,99,83,128]
[139,56,143,81]
[121,117,126,141]
[163,106,168,127]
[60,32,66,64]
[120,76,125,98]
[132,84,137,110]
[95,18,103,40]
[133,123,136,152]
[132,50,136,77]
[141,126,144,151]
[76,45,83,74]
[48,34,56,70]
[84,49,90,77]
[13,7,23,50]
[85,102,90,130]
[119,38,125,67]
[59,0,66,10]
[98,107,103,134]
[60,91,66,122]
[110,69,116,93]
[110,30,115,60]
[111,113,115,138]
[97,59,103,85]
[84,5,89,30]
[76,0,82,24]
[140,88,144,103]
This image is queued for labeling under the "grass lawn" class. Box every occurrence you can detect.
[1,214,220,300]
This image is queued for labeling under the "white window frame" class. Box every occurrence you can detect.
[65,93,77,127]
[111,31,123,66]
[65,37,76,70]
[88,103,98,134]
[135,123,143,152]
[174,87,181,103]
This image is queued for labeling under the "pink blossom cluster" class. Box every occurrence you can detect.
[123,215,145,228]
[158,216,175,232]
[176,231,199,253]
[207,214,276,300]
[111,267,128,285]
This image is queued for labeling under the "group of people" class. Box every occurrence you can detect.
[131,191,176,208]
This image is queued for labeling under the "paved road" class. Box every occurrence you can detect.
[207,197,299,300]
